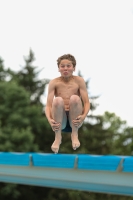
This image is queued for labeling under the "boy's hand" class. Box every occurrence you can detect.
[72,115,85,127]
[49,119,60,132]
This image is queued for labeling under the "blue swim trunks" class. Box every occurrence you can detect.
[62,111,72,133]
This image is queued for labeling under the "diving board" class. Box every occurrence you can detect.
[0,152,133,196]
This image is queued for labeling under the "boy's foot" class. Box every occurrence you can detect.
[71,133,80,150]
[51,138,62,154]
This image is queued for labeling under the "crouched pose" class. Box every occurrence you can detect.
[45,54,90,153]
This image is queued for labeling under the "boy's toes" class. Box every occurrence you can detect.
[51,146,59,154]
[73,144,77,150]
[72,143,80,150]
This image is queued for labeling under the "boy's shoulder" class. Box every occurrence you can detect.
[50,77,60,82]
[73,75,85,82]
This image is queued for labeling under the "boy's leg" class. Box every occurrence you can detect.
[69,95,83,150]
[51,97,67,153]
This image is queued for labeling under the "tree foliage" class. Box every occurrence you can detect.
[0,50,133,200]
[9,49,49,104]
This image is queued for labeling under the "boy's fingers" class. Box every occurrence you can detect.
[76,115,81,119]
[53,122,60,125]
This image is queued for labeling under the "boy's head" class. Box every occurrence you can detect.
[57,54,76,68]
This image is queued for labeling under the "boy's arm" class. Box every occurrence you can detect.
[79,77,90,119]
[45,80,55,123]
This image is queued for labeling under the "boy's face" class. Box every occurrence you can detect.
[58,59,75,78]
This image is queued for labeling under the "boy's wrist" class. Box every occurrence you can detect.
[47,117,51,122]
[82,114,87,120]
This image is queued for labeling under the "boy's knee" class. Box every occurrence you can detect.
[52,97,64,107]
[70,95,80,104]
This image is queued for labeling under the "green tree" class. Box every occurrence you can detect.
[0,54,51,198]
[10,49,49,104]
[5,50,53,152]
[0,81,38,152]
[113,126,133,155]
[0,57,5,81]
[0,57,10,81]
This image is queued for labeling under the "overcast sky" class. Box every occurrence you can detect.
[0,0,133,126]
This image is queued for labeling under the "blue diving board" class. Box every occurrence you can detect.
[32,153,76,168]
[123,157,133,172]
[0,152,133,197]
[1,152,132,172]
[78,154,122,171]
[0,152,30,166]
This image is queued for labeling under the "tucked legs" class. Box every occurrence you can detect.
[69,95,83,150]
[51,97,67,153]
[51,95,83,153]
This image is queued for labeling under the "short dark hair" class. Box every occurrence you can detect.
[57,54,76,67]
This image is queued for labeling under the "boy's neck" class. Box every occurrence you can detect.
[60,75,74,82]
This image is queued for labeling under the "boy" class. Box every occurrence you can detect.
[45,54,90,153]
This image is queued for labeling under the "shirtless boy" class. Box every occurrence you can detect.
[45,54,90,153]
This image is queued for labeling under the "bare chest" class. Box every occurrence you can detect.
[55,82,80,98]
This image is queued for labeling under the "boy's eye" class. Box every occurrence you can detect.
[60,64,72,68]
